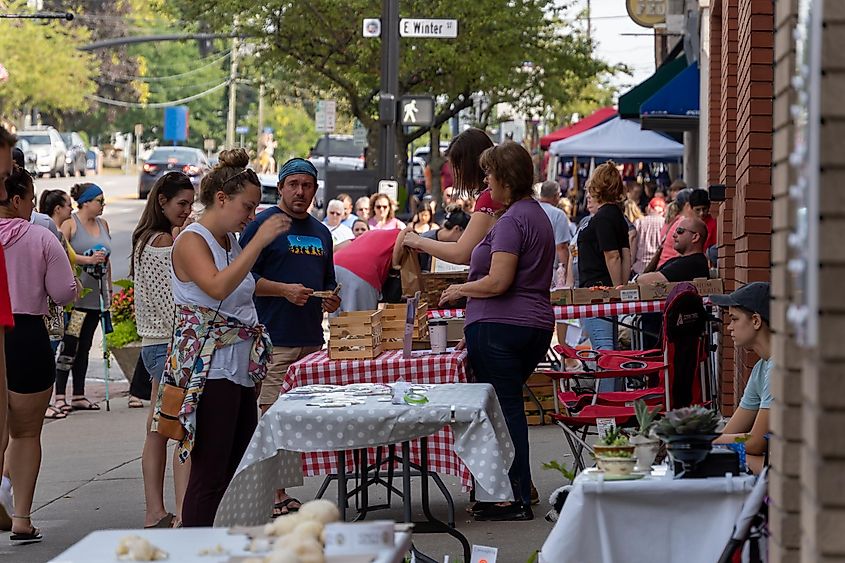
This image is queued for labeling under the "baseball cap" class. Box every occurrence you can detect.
[710,282,770,325]
[675,188,695,208]
[648,196,666,211]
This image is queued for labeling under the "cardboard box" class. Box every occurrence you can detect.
[570,284,641,305]
[551,288,574,306]
[637,278,724,301]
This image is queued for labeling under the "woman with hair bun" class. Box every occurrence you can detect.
[164,149,288,526]
[55,182,112,413]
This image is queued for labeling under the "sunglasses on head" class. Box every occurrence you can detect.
[221,168,260,191]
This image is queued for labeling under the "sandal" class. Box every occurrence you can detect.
[10,516,43,544]
[144,513,175,529]
[71,397,101,411]
[45,405,68,420]
[271,497,302,518]
[54,398,72,413]
[128,396,144,409]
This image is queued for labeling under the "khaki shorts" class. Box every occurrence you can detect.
[259,345,322,406]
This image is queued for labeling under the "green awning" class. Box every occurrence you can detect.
[618,56,688,119]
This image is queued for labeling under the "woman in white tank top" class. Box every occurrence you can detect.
[168,149,288,527]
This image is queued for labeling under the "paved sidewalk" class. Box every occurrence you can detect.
[1,351,571,562]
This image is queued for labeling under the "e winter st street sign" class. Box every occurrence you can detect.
[399,18,458,38]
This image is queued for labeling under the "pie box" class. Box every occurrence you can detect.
[637,278,725,301]
[570,284,641,305]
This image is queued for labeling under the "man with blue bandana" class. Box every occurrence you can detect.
[239,157,340,516]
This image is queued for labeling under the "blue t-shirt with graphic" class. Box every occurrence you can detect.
[240,207,336,347]
[739,358,773,410]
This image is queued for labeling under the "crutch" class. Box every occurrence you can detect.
[97,276,111,412]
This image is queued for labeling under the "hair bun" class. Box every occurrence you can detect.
[217,148,249,169]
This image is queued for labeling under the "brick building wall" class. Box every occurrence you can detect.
[709,0,773,415]
[769,0,845,560]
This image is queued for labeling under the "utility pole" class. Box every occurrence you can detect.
[225,31,240,149]
[378,0,400,181]
[586,0,592,42]
[257,83,265,156]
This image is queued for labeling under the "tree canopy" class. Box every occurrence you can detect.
[0,0,97,121]
[168,0,611,169]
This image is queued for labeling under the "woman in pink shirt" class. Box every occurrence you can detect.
[0,165,77,543]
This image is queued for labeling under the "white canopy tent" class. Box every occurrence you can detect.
[548,117,683,162]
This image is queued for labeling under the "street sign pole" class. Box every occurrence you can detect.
[378,0,400,182]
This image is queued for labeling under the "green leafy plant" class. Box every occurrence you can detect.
[654,406,720,438]
[602,450,632,459]
[542,459,576,482]
[634,399,662,437]
[105,319,139,349]
[599,426,630,447]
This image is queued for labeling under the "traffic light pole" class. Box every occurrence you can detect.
[378,0,400,181]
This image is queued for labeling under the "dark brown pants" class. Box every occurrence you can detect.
[181,378,257,527]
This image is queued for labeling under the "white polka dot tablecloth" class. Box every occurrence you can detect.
[214,383,515,527]
[280,349,473,490]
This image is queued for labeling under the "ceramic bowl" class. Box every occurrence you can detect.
[596,456,637,476]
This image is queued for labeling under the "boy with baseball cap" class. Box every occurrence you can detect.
[710,282,771,474]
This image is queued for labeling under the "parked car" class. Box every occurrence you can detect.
[308,134,365,173]
[138,146,210,199]
[413,142,451,164]
[16,127,67,177]
[60,132,88,176]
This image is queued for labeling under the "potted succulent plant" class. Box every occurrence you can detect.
[654,406,721,472]
[593,427,637,476]
[630,399,662,472]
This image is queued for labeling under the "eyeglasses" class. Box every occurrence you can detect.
[93,197,106,205]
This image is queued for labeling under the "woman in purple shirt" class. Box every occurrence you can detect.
[440,142,555,522]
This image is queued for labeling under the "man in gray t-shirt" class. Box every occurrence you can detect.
[711,282,772,474]
[537,181,571,285]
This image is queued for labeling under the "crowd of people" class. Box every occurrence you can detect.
[0,120,772,546]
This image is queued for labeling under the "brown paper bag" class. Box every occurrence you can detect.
[400,248,422,297]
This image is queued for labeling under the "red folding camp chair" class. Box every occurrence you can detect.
[546,283,710,473]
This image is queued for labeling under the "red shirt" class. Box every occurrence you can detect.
[703,215,717,250]
[0,245,14,329]
[473,189,504,216]
[334,229,401,291]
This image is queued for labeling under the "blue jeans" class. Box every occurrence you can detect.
[465,322,553,506]
[581,317,624,392]
[141,343,169,384]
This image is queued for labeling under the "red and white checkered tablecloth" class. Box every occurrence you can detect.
[283,349,473,488]
[428,300,665,322]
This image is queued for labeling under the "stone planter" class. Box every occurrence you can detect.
[110,341,142,382]
[630,435,660,472]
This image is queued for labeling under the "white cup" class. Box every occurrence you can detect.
[430,320,448,354]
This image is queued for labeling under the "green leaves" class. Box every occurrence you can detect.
[542,459,576,482]
[654,406,720,437]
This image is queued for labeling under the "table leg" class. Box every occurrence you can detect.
[354,448,370,522]
[336,450,347,522]
[419,439,470,561]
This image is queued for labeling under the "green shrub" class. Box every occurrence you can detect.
[106,319,139,349]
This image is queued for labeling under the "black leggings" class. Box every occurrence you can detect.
[181,378,258,527]
[55,309,101,397]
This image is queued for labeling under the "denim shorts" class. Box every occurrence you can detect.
[141,343,169,384]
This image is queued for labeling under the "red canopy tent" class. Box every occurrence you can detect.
[539,107,618,150]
